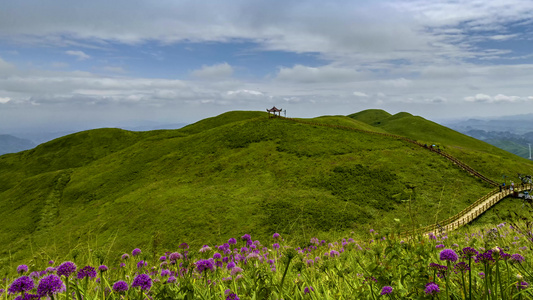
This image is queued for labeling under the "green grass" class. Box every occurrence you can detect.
[0,110,533,270]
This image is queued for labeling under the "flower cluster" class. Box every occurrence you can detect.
[439,249,458,262]
[196,259,215,274]
[424,282,440,296]
[56,261,77,277]
[131,274,152,291]
[77,266,97,279]
[37,274,64,297]
[8,276,34,294]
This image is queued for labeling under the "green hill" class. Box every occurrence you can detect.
[0,110,532,268]
[348,109,392,126]
[348,110,533,183]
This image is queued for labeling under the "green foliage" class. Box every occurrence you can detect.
[314,164,405,211]
[0,110,532,267]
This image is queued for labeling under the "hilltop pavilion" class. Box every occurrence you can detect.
[267,106,282,118]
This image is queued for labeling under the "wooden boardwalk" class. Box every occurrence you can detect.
[278,116,530,235]
[418,185,531,236]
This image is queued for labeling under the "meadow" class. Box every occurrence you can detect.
[2,219,533,300]
[2,110,533,299]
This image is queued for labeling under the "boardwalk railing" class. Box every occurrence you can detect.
[404,184,532,236]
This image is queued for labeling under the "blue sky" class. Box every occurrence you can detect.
[1,0,533,133]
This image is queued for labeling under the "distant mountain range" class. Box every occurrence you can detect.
[442,113,533,135]
[443,115,533,159]
[0,134,36,155]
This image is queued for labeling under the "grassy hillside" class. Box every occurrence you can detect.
[1,110,532,269]
[349,110,533,184]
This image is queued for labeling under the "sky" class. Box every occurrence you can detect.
[1,0,533,133]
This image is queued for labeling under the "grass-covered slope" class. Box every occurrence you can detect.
[348,109,392,126]
[349,110,533,184]
[1,110,532,268]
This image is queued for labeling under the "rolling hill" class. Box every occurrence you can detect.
[0,110,532,268]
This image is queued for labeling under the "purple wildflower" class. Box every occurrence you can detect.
[132,248,141,256]
[213,253,222,260]
[475,251,495,264]
[112,280,129,293]
[429,263,448,279]
[167,276,177,283]
[121,253,129,260]
[363,276,377,285]
[76,266,97,279]
[228,238,237,245]
[272,243,280,250]
[199,245,212,253]
[16,265,29,275]
[226,292,240,300]
[132,274,152,291]
[303,286,315,294]
[380,286,393,295]
[517,281,529,290]
[37,274,64,297]
[230,267,243,276]
[56,261,77,278]
[273,233,281,240]
[159,256,167,261]
[169,252,182,261]
[440,249,458,262]
[461,247,479,259]
[8,276,34,294]
[196,259,214,274]
[137,260,147,269]
[98,265,108,273]
[14,293,40,300]
[511,254,525,264]
[179,242,189,250]
[454,262,470,274]
[241,234,251,241]
[160,269,171,277]
[436,244,445,249]
[227,261,236,270]
[424,282,440,296]
[329,250,340,257]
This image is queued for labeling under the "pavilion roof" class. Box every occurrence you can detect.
[267,106,282,112]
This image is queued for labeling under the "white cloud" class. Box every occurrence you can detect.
[464,94,493,102]
[276,65,364,83]
[0,97,11,104]
[191,63,233,80]
[353,91,369,97]
[101,66,127,74]
[464,93,530,103]
[226,89,263,96]
[65,50,90,60]
[381,78,413,88]
[489,34,519,41]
